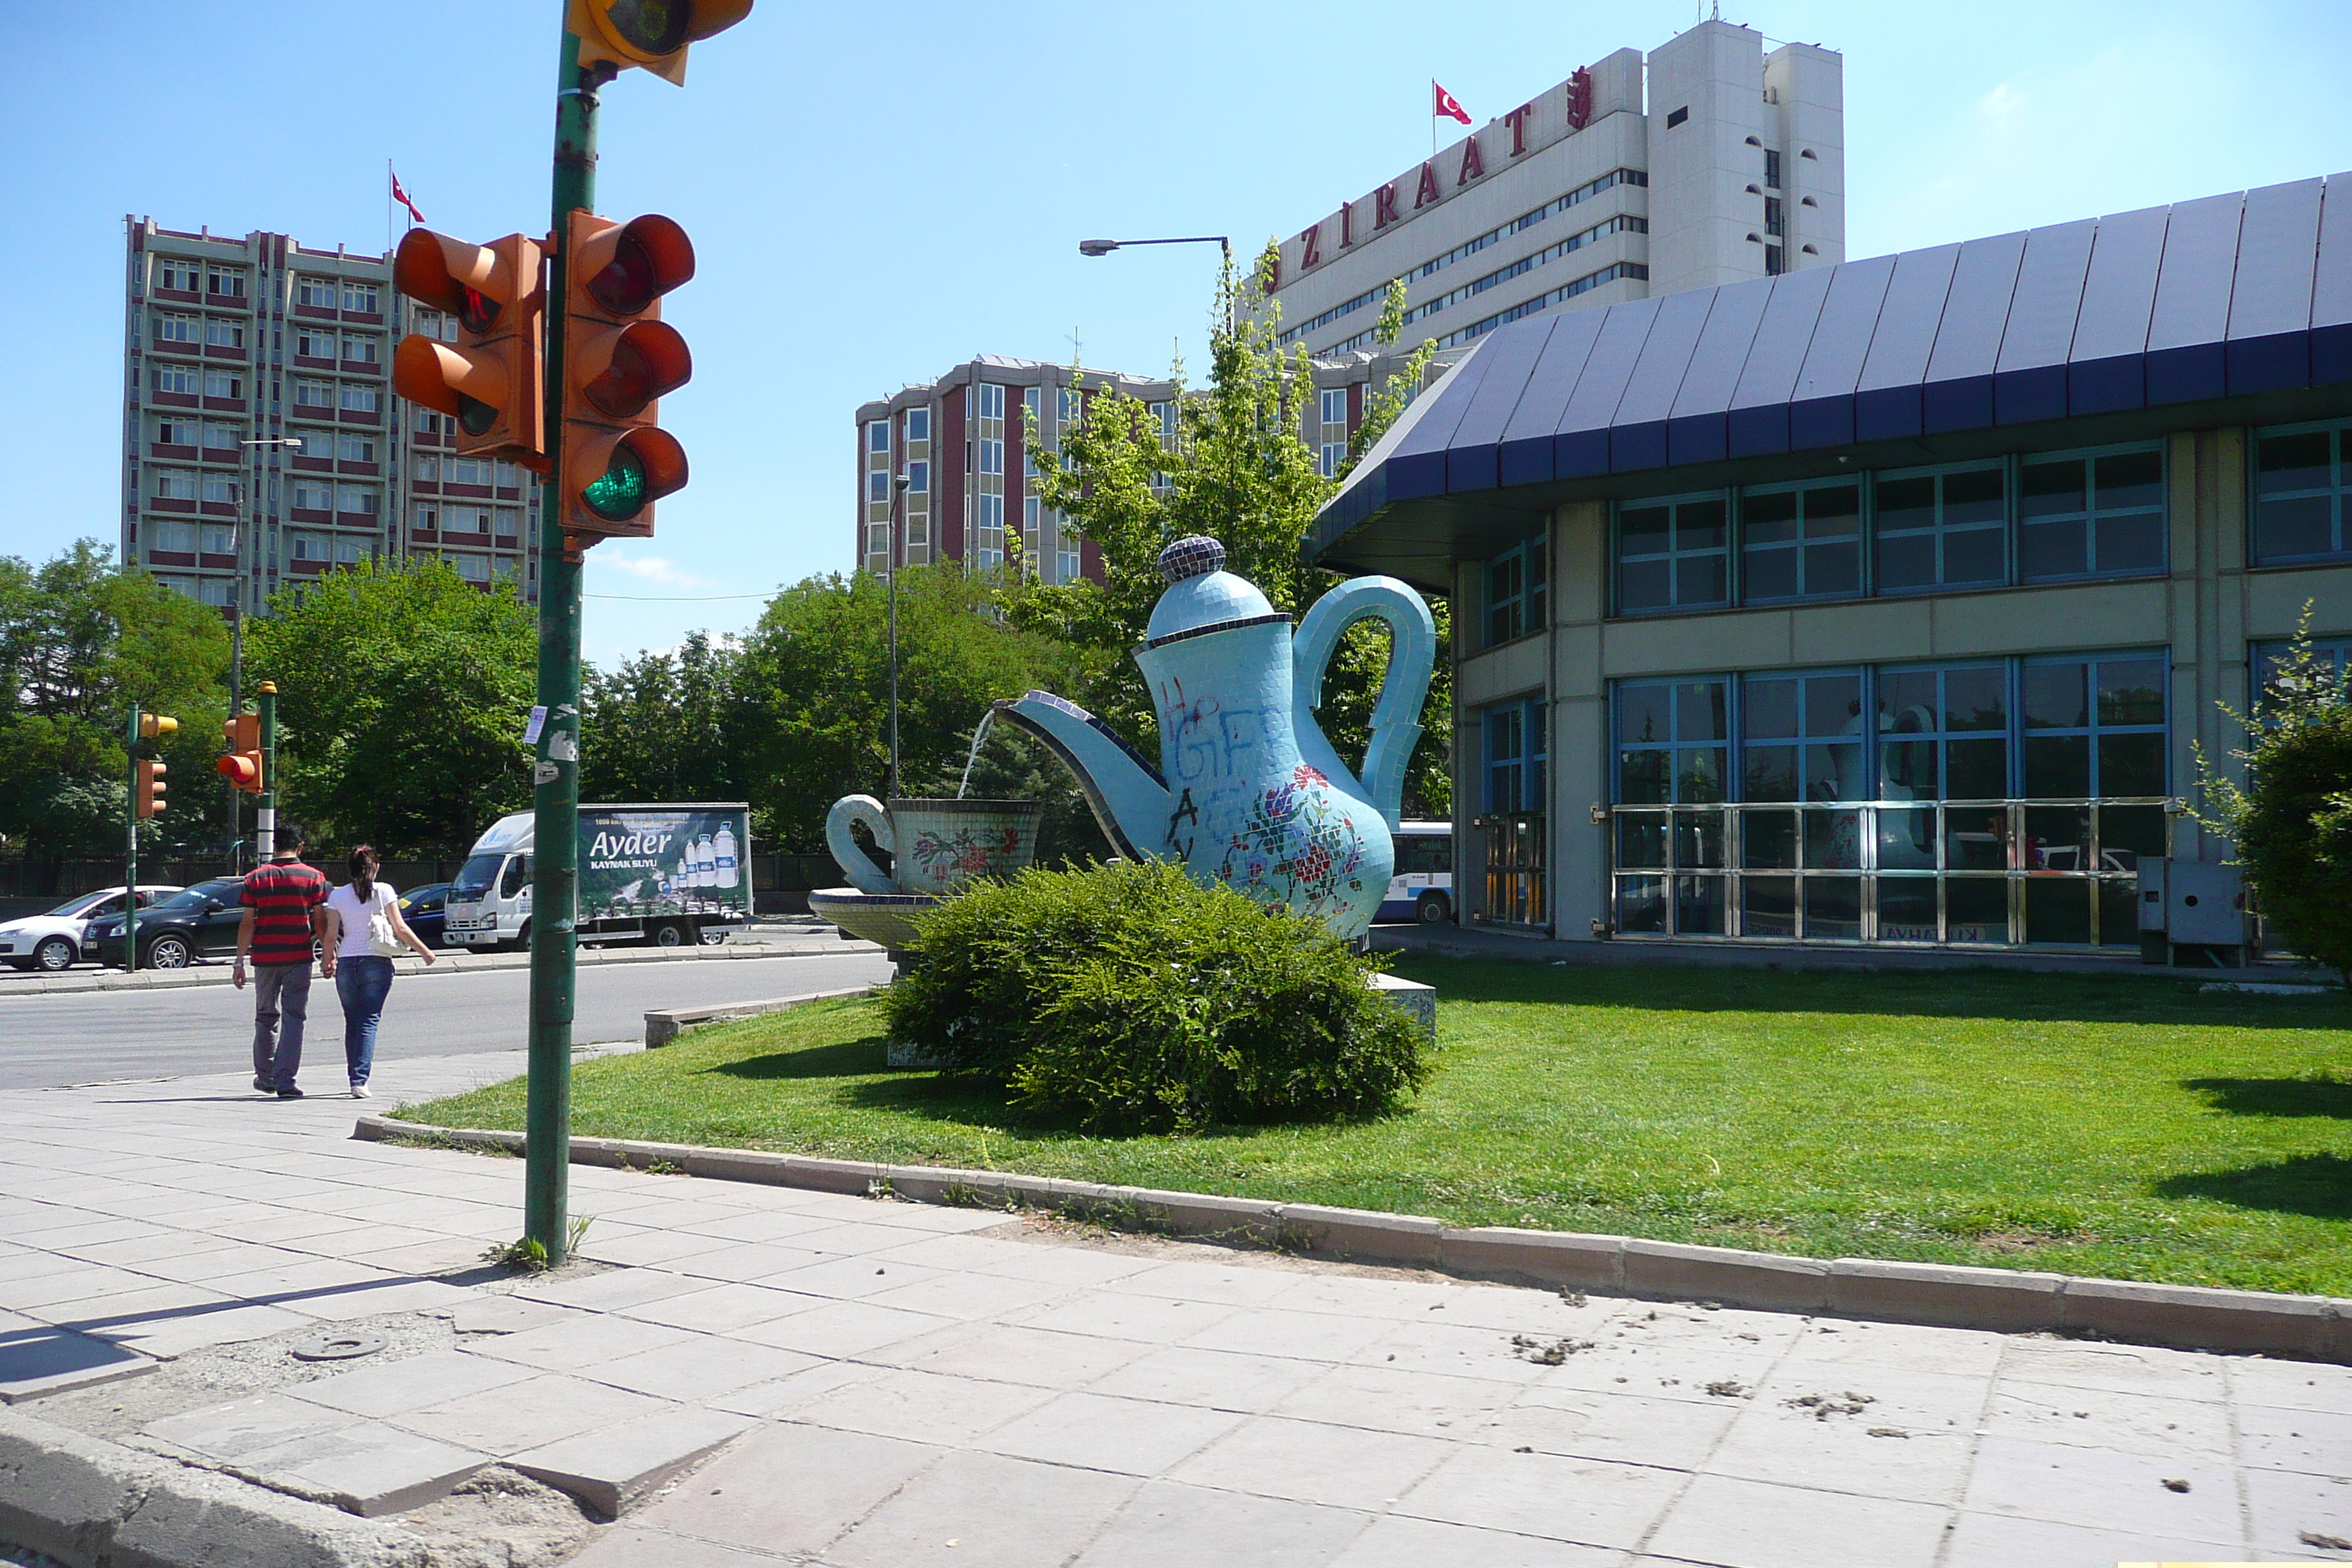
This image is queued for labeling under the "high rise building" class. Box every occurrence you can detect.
[1267,21,1843,360]
[121,217,543,617]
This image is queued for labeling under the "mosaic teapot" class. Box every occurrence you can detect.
[992,536,1434,938]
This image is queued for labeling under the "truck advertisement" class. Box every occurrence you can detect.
[578,805,750,924]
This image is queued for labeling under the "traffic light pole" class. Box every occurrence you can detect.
[523,26,604,1264]
[257,682,277,859]
[124,704,140,975]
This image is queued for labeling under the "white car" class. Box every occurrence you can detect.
[0,886,181,973]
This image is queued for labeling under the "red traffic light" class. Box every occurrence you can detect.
[559,211,696,550]
[218,713,263,794]
[391,230,547,470]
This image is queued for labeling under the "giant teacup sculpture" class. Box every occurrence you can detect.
[807,796,1044,958]
[992,535,1435,941]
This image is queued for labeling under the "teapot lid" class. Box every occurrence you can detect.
[1144,535,1285,647]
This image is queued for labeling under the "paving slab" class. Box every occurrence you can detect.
[290,1346,538,1418]
[0,1327,158,1403]
[624,1420,941,1558]
[143,1390,355,1462]
[822,1447,1142,1568]
[1068,1478,1371,1567]
[1330,1515,1625,1567]
[509,1405,755,1515]
[394,1371,674,1456]
[1646,1473,1952,1568]
[236,1417,489,1516]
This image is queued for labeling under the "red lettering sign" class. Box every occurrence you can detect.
[1458,136,1485,184]
[1341,201,1353,247]
[1374,183,1400,228]
[1414,162,1441,209]
[1567,67,1593,130]
[1300,224,1322,268]
[1506,102,1535,156]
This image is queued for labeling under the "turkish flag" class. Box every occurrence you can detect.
[1433,83,1471,124]
[390,170,425,227]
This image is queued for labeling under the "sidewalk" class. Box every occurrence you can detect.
[1,1055,2348,1567]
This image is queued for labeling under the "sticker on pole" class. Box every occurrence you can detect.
[534,761,559,785]
[522,706,548,745]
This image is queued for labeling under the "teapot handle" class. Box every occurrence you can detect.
[1292,576,1437,828]
[824,795,898,895]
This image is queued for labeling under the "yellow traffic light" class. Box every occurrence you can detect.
[135,759,167,819]
[393,231,548,472]
[559,211,695,551]
[137,713,178,741]
[218,713,263,794]
[568,0,753,86]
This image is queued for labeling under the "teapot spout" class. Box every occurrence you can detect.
[991,692,1172,862]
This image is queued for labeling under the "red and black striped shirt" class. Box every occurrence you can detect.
[241,859,327,965]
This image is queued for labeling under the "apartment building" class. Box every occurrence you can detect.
[121,217,542,615]
[1314,173,2352,960]
[1269,20,1843,363]
[854,357,1177,581]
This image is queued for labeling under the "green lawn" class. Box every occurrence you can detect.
[398,959,2352,1296]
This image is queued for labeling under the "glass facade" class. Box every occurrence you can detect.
[1478,697,1547,927]
[2252,420,2352,564]
[1609,654,2169,948]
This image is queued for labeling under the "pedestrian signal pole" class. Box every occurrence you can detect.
[126,706,178,972]
[256,682,278,858]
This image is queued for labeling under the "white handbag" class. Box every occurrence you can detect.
[364,889,404,958]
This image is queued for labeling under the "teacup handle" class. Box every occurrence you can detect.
[825,795,897,894]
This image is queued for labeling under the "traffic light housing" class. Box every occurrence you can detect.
[559,210,695,551]
[568,0,753,85]
[137,713,178,742]
[393,230,548,472]
[135,759,167,819]
[218,714,263,794]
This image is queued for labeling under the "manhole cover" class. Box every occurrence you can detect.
[289,1333,387,1362]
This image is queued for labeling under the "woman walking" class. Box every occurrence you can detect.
[323,845,435,1098]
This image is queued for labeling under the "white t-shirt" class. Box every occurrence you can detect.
[326,881,399,959]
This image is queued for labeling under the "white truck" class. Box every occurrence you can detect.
[442,802,753,951]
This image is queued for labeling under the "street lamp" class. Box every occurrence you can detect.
[227,442,298,875]
[1079,235,1235,332]
[887,468,909,802]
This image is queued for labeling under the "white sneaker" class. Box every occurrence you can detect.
[350,1084,372,1099]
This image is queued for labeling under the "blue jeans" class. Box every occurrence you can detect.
[335,956,395,1087]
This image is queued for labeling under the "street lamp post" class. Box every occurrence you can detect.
[887,468,909,802]
[1077,235,1235,332]
[232,438,300,877]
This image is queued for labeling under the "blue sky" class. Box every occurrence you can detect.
[4,1,2348,665]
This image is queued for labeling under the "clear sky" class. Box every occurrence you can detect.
[4,1,2348,666]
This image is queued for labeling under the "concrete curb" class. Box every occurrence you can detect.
[0,1406,431,1568]
[643,985,878,1047]
[355,1123,2352,1366]
[1,940,878,998]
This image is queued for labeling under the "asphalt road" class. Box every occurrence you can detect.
[0,949,892,1093]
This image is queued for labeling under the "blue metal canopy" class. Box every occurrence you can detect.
[1311,174,2352,585]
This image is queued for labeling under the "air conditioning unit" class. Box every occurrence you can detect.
[2135,859,2249,966]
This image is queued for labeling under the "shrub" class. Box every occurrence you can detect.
[2195,614,2352,988]
[880,859,1432,1131]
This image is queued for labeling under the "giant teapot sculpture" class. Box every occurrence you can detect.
[993,535,1435,940]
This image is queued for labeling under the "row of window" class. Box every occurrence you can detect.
[294,277,380,314]
[153,574,238,607]
[1402,214,1648,330]
[1434,261,1650,352]
[150,472,243,505]
[148,522,238,556]
[151,366,247,400]
[413,455,523,486]
[290,483,380,516]
[415,504,521,536]
[152,264,383,316]
[152,418,246,451]
[293,329,380,363]
[152,261,247,298]
[301,432,380,464]
[293,380,383,414]
[151,315,247,350]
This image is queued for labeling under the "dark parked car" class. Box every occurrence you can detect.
[86,877,249,969]
[396,882,451,949]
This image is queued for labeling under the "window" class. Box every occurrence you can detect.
[1058,543,1082,583]
[341,335,379,364]
[153,364,196,396]
[905,460,928,493]
[293,431,331,459]
[338,434,376,463]
[1484,699,1547,813]
[341,282,378,314]
[494,508,520,540]
[867,421,890,454]
[446,553,489,581]
[1764,197,1784,238]
[202,369,244,399]
[1665,106,1689,127]
[292,482,333,512]
[155,418,195,445]
[1615,494,1728,613]
[152,470,197,501]
[196,578,234,607]
[1150,400,1177,449]
[295,380,334,408]
[296,276,336,309]
[2021,655,2167,799]
[339,384,381,413]
[150,521,199,554]
[905,407,930,442]
[1740,670,1866,802]
[336,485,377,516]
[494,460,519,486]
[1058,387,1081,428]
[1878,663,2008,801]
[1874,464,2005,592]
[414,409,444,437]
[2020,447,2165,581]
[200,524,237,554]
[445,505,490,534]
[1764,148,1783,189]
[445,456,493,485]
[152,314,197,344]
[295,328,335,360]
[412,504,439,531]
[156,260,198,293]
[201,422,240,451]
[867,471,889,504]
[1320,442,1348,478]
[205,318,244,349]
[152,574,200,596]
[978,382,1006,421]
[1741,481,1859,601]
[978,438,1004,475]
[206,268,246,298]
[200,475,239,505]
[1485,536,1545,645]
[1764,245,1785,276]
[1320,388,1349,428]
[1615,678,1728,804]
[2252,421,2351,563]
[2255,636,2352,704]
[290,532,331,562]
[334,537,369,565]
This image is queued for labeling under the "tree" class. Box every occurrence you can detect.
[580,632,750,807]
[0,541,230,870]
[1011,243,1451,817]
[2195,611,2352,987]
[246,559,535,856]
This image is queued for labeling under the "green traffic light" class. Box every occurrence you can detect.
[583,445,648,521]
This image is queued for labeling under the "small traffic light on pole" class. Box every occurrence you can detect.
[134,760,167,819]
[392,232,548,471]
[567,0,752,84]
[218,713,263,794]
[558,211,695,551]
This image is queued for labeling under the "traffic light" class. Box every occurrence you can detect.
[135,759,167,819]
[559,210,695,549]
[392,230,548,471]
[218,713,263,794]
[568,0,753,86]
[137,713,178,742]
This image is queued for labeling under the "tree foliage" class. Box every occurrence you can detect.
[1010,243,1451,816]
[580,631,749,807]
[246,558,535,856]
[2194,611,2352,987]
[0,541,230,862]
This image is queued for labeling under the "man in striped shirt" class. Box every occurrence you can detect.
[233,822,333,1099]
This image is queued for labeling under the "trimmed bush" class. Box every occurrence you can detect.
[880,859,1432,1131]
